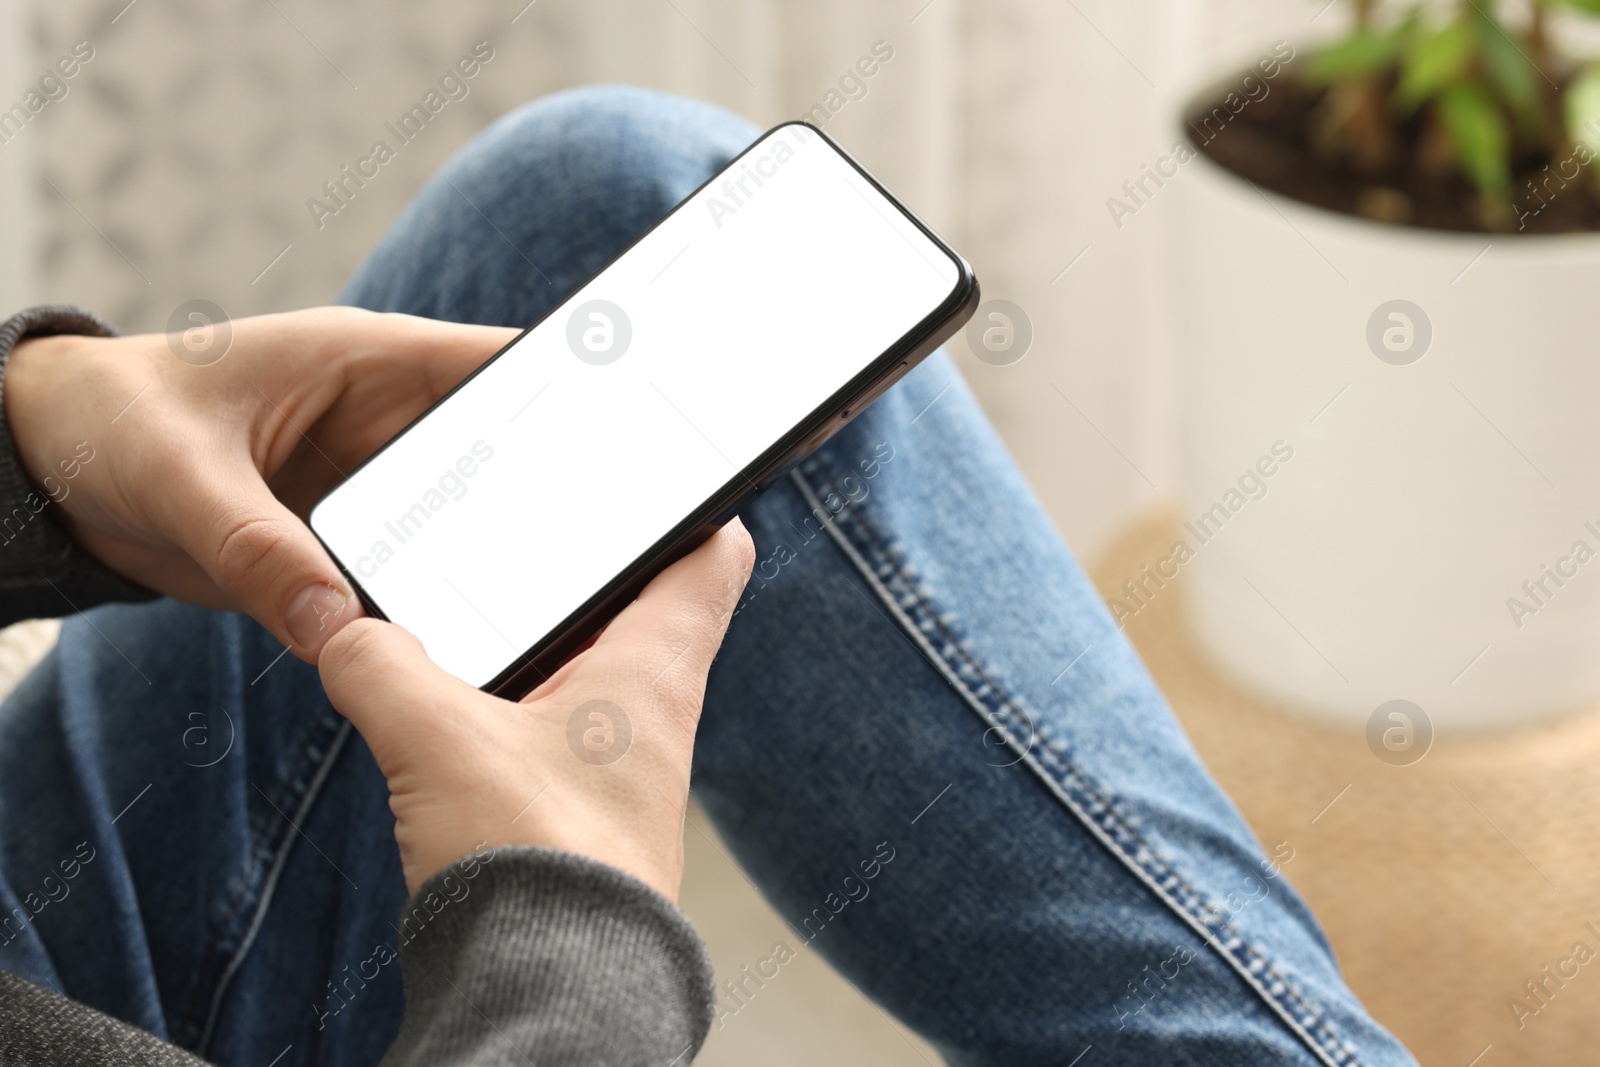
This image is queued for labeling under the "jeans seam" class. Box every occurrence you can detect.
[792,455,1362,1067]
[186,708,353,1055]
[171,721,327,1046]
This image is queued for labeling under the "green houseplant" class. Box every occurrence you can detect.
[1204,0,1600,232]
[1169,2,1600,736]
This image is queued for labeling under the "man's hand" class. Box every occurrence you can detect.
[318,522,755,902]
[5,307,518,659]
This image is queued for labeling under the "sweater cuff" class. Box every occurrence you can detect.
[381,846,716,1067]
[0,306,157,625]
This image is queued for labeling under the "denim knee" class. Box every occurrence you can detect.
[449,85,758,261]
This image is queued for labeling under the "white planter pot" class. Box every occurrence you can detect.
[1172,91,1600,733]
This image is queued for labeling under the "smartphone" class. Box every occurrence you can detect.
[310,121,978,698]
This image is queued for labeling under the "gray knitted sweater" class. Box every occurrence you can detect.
[0,308,716,1066]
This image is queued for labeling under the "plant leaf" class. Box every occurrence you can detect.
[1394,20,1478,114]
[1306,28,1404,84]
[1548,0,1600,15]
[1438,82,1512,195]
[1565,62,1600,157]
[1475,6,1542,132]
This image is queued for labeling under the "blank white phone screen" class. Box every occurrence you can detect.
[311,124,962,688]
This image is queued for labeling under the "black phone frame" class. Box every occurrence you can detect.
[309,120,980,700]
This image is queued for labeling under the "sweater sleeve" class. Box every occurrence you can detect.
[0,306,157,626]
[0,969,208,1067]
[0,847,716,1066]
[381,846,716,1067]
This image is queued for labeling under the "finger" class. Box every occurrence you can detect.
[319,617,469,739]
[259,308,518,401]
[590,519,755,688]
[167,469,366,660]
[357,313,521,395]
[257,313,520,496]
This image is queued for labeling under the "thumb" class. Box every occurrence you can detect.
[318,617,467,741]
[589,519,756,686]
[174,473,365,659]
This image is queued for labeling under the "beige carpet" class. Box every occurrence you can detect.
[1092,511,1600,1066]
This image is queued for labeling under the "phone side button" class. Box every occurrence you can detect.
[708,487,762,526]
[842,360,909,420]
[756,454,802,491]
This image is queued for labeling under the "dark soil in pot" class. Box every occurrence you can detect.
[1189,75,1600,235]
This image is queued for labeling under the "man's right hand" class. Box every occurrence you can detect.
[317,521,754,903]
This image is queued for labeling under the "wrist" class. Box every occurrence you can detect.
[5,334,68,491]
[6,337,108,511]
[400,799,685,904]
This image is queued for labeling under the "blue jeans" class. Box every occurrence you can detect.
[0,87,1415,1067]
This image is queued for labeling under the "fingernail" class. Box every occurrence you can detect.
[287,582,356,651]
